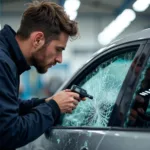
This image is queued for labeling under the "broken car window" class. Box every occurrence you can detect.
[59,50,136,127]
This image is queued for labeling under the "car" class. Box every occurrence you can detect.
[18,28,150,150]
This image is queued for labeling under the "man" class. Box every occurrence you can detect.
[0,1,82,149]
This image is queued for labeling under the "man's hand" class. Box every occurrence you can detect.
[45,89,83,113]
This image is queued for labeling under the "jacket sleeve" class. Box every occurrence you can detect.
[18,98,46,115]
[0,60,61,149]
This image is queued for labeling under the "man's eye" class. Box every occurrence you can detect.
[57,49,62,52]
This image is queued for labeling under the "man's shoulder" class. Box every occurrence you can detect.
[0,48,17,72]
[0,48,13,62]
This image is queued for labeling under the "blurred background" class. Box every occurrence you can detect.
[1,0,150,99]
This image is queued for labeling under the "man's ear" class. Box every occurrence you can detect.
[32,32,45,49]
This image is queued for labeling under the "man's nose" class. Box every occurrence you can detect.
[56,53,62,63]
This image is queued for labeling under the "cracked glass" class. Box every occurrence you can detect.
[60,50,136,127]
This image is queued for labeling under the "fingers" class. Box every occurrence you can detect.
[68,98,78,111]
[65,91,80,100]
[65,102,77,114]
[67,97,79,113]
[70,102,76,110]
[64,89,87,101]
[64,89,71,92]
[65,91,86,100]
[72,99,78,106]
[54,89,87,114]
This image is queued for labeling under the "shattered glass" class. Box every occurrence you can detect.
[60,51,136,127]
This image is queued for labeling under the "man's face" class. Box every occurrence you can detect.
[31,32,68,74]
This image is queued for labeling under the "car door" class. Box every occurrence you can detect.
[18,40,147,150]
[39,41,147,150]
[98,41,150,150]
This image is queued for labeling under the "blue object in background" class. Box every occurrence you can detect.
[19,63,69,99]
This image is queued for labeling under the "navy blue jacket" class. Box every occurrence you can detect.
[0,25,60,149]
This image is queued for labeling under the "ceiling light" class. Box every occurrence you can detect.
[65,9,78,20]
[133,0,150,12]
[64,0,81,11]
[98,9,136,45]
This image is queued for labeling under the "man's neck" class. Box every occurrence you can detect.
[15,35,32,65]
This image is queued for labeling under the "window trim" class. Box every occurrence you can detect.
[111,127,150,132]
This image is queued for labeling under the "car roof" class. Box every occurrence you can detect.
[95,28,150,56]
[111,28,150,45]
[85,28,150,66]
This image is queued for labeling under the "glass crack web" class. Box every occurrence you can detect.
[60,52,135,127]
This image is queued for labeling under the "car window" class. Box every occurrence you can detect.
[59,49,137,127]
[124,55,150,128]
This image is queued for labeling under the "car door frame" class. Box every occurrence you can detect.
[44,40,148,150]
[116,40,150,127]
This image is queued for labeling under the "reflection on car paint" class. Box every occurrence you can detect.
[43,129,106,150]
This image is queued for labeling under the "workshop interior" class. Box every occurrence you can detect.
[0,0,148,100]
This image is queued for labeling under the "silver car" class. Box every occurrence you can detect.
[19,29,150,150]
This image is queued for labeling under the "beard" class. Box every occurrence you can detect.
[32,57,47,74]
[31,45,49,74]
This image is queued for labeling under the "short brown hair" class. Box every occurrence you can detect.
[17,0,79,41]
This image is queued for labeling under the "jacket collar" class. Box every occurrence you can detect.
[1,24,31,74]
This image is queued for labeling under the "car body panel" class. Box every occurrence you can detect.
[100,129,150,150]
[37,128,150,150]
[19,128,150,150]
[52,40,150,150]
[46,40,149,150]
[44,128,108,150]
[46,40,150,150]
[106,28,150,50]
